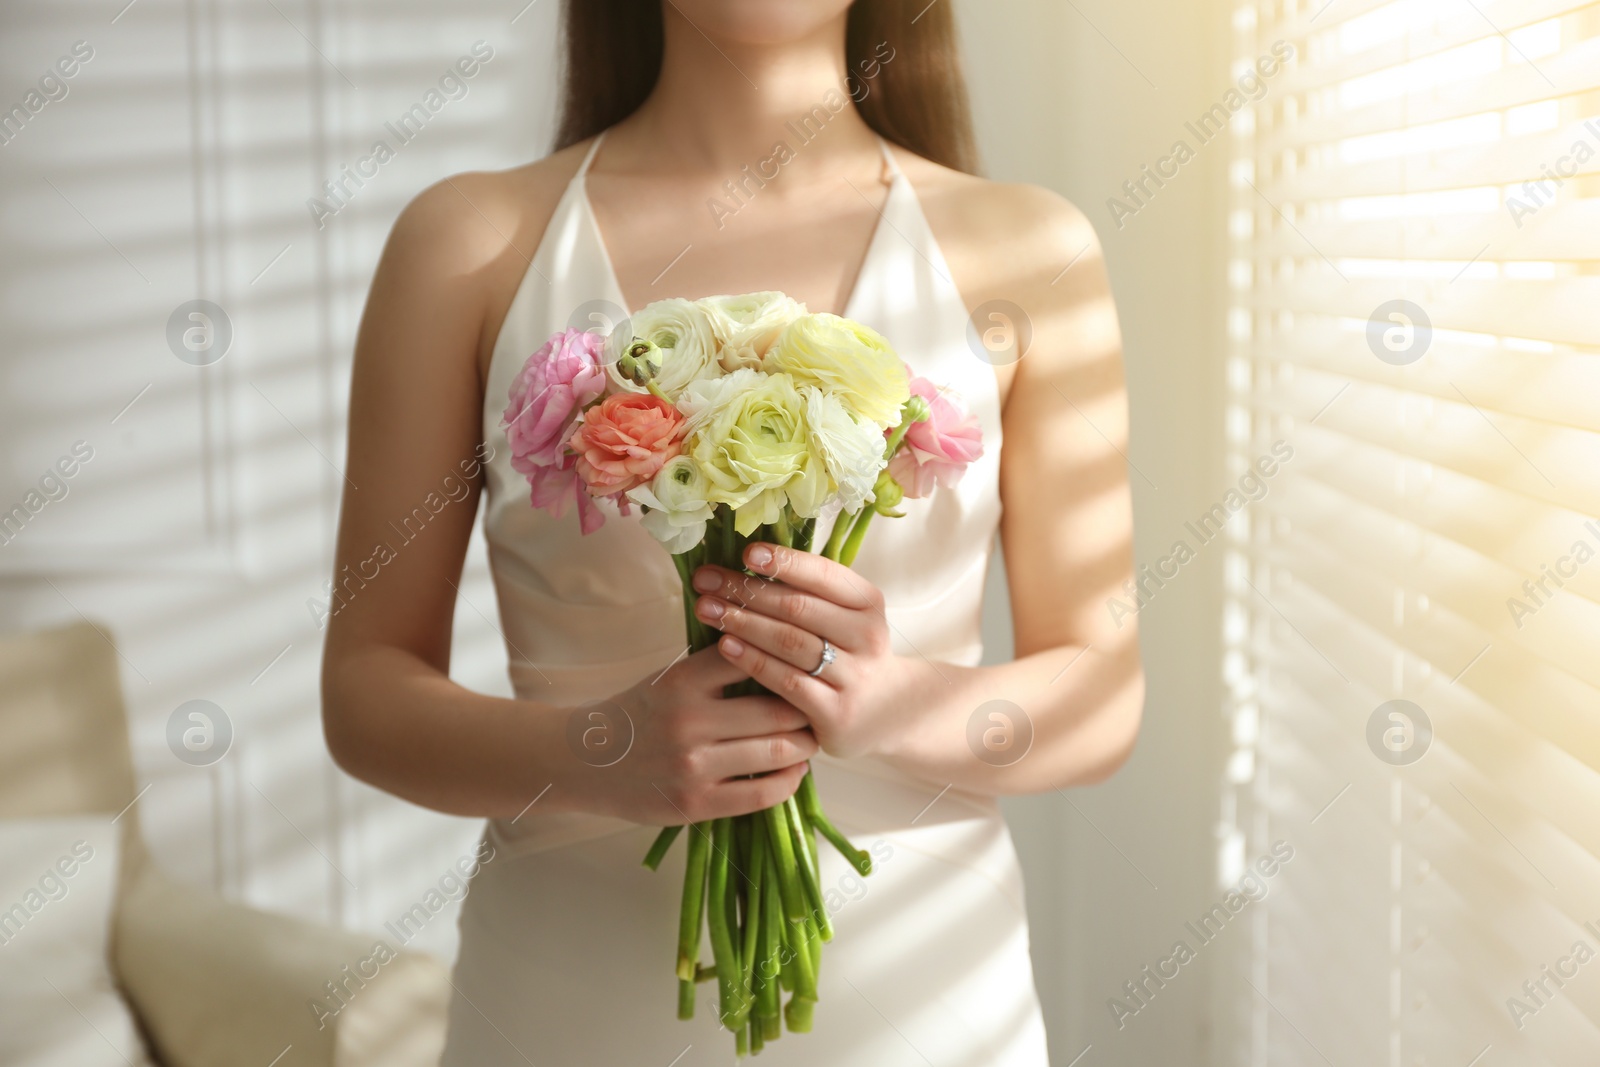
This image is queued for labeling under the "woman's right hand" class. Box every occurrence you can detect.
[571,645,817,826]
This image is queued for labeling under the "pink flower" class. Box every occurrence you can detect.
[888,375,984,498]
[522,452,607,534]
[503,329,608,473]
[569,393,687,497]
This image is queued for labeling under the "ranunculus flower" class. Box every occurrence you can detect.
[678,369,827,534]
[700,291,807,372]
[802,386,884,514]
[604,298,719,399]
[503,328,608,471]
[524,449,606,534]
[889,375,984,498]
[628,454,717,554]
[568,393,688,497]
[765,313,910,428]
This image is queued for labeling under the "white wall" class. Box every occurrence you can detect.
[1,2,1234,1063]
[960,2,1236,1063]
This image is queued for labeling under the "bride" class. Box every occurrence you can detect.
[321,1,1142,1062]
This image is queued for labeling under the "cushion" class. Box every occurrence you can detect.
[0,621,138,819]
[0,817,152,1066]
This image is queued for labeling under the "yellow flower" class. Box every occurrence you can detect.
[679,369,828,535]
[764,313,909,428]
[700,292,807,372]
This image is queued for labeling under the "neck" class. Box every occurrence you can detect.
[615,10,878,177]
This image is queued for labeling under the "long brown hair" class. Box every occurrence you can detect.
[553,1,980,174]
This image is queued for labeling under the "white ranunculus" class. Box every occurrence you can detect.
[765,313,909,428]
[627,454,716,554]
[605,298,719,399]
[802,386,885,514]
[678,368,828,534]
[699,292,807,372]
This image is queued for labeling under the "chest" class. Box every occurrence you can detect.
[585,169,893,319]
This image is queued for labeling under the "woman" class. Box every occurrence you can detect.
[322,1,1142,1062]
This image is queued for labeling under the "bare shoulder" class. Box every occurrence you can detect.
[371,140,595,374]
[892,149,1106,308]
[889,148,1118,401]
[390,140,589,267]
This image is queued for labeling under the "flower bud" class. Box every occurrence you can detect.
[616,338,663,386]
[871,470,905,516]
[903,394,932,424]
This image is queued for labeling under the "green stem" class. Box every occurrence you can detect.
[762,808,817,999]
[794,515,817,554]
[741,820,766,1006]
[820,510,855,561]
[707,819,742,1029]
[719,502,737,569]
[798,771,871,876]
[678,978,696,1020]
[881,406,920,461]
[643,824,682,871]
[839,507,876,568]
[786,797,832,943]
[677,823,710,982]
[761,845,790,1004]
[672,550,713,652]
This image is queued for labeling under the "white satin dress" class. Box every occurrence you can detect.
[441,133,1051,1066]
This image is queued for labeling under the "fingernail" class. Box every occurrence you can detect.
[697,598,725,620]
[692,568,720,592]
[747,544,774,571]
[721,635,744,656]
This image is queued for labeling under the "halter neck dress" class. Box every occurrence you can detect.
[442,132,1051,1066]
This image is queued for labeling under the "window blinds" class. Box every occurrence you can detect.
[1224,1,1600,1064]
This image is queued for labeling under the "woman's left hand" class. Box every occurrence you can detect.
[692,542,929,760]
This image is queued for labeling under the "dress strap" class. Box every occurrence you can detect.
[875,136,904,180]
[575,130,608,178]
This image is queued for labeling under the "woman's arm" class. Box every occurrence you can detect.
[320,165,816,824]
[686,185,1144,795]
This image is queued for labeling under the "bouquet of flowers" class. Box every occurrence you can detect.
[503,292,983,1055]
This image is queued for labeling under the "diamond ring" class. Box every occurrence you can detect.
[808,638,836,677]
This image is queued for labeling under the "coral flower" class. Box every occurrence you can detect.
[569,393,688,497]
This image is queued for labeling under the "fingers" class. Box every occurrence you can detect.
[692,573,865,652]
[698,595,839,678]
[702,729,817,781]
[742,542,883,612]
[707,762,809,818]
[717,632,837,718]
[666,643,753,694]
[694,695,812,741]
